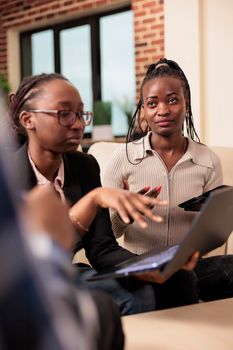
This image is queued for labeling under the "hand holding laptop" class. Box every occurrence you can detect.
[135,251,199,284]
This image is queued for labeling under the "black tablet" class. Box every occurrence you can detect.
[178,185,230,211]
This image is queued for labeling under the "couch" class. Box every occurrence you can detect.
[73,142,233,264]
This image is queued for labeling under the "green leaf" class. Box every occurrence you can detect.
[0,74,10,94]
[93,100,112,125]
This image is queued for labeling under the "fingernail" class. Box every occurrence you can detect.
[123,217,130,223]
[154,216,163,222]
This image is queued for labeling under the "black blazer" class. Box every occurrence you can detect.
[15,144,135,271]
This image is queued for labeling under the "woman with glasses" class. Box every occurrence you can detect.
[10,72,199,317]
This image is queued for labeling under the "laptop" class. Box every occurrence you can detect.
[88,186,233,281]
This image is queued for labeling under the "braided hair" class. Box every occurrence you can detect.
[9,73,68,145]
[127,58,200,144]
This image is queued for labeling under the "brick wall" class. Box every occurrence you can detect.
[132,0,164,96]
[0,0,164,97]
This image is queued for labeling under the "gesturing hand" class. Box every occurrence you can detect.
[93,187,167,229]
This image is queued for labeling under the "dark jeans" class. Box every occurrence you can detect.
[195,255,233,301]
[76,265,156,315]
[75,265,199,315]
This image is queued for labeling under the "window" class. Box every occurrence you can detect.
[100,11,135,136]
[60,25,93,133]
[31,30,54,74]
[20,7,135,137]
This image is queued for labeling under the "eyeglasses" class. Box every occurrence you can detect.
[27,109,93,127]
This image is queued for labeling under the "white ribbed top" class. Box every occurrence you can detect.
[103,133,223,255]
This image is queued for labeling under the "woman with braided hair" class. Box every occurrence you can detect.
[127,58,199,144]
[103,57,233,302]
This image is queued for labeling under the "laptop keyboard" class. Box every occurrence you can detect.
[117,245,179,274]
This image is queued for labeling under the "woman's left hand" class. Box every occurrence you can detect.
[92,187,167,228]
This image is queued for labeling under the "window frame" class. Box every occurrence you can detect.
[20,5,131,105]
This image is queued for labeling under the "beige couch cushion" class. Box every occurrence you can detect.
[210,146,233,186]
[210,147,233,255]
[88,141,120,182]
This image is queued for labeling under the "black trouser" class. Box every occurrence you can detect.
[195,255,233,301]
[151,270,199,310]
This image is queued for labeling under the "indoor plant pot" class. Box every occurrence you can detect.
[92,100,112,141]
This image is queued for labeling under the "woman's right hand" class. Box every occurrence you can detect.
[136,251,200,284]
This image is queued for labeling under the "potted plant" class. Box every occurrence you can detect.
[117,96,134,127]
[0,74,10,106]
[92,100,112,140]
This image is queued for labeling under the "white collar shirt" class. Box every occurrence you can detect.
[28,150,66,203]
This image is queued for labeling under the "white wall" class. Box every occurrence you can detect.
[164,0,201,137]
[203,0,233,147]
[164,0,233,147]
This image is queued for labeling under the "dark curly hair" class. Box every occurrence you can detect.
[9,73,68,145]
